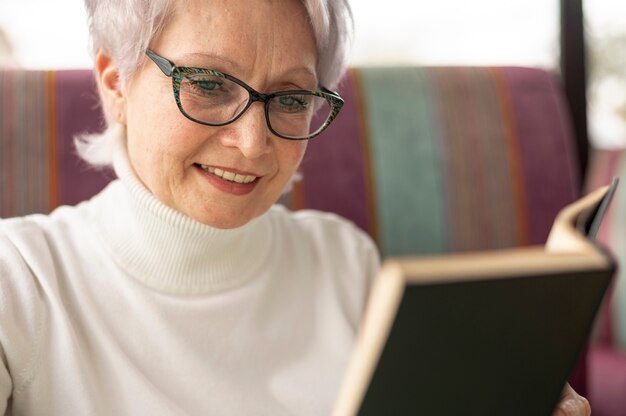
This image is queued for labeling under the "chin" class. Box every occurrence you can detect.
[189,208,260,230]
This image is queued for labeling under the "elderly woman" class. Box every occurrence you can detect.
[0,0,590,415]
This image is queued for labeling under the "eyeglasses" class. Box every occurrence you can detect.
[145,50,344,140]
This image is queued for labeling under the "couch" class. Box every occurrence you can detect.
[1,67,624,414]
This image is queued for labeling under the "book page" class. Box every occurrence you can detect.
[546,185,610,256]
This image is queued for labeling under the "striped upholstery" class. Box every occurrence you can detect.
[0,67,581,241]
[0,70,109,218]
[290,67,580,257]
[0,66,588,393]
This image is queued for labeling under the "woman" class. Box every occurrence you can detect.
[0,0,590,414]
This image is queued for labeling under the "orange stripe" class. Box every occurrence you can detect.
[46,71,59,211]
[350,68,379,245]
[2,72,16,216]
[489,67,529,246]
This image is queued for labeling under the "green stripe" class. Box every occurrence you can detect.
[358,67,446,257]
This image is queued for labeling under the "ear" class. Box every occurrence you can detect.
[95,50,127,125]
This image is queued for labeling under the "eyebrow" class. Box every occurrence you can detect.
[278,67,319,89]
[175,52,319,89]
[176,52,245,73]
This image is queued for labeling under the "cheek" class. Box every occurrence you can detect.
[125,76,183,150]
[127,95,197,164]
[279,141,308,176]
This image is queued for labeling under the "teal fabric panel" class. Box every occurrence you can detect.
[357,67,446,257]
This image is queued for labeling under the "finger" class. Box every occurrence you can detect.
[553,396,591,416]
[552,384,591,416]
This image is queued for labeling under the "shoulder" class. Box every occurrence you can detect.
[267,204,373,244]
[1,198,95,251]
[0,208,79,266]
[0,215,54,270]
[265,205,381,326]
[267,204,379,261]
[0,204,95,306]
[0,217,40,283]
[0,214,61,315]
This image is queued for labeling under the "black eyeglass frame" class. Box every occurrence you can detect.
[145,49,344,140]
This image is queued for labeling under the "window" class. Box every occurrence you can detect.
[351,0,559,68]
[585,0,626,148]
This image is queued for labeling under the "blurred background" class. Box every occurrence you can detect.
[0,0,624,149]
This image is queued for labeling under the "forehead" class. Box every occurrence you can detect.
[152,0,318,84]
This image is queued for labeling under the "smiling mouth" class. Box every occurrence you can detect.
[197,164,258,184]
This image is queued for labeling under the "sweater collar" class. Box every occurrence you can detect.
[91,138,272,295]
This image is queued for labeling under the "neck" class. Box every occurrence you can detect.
[89,139,272,295]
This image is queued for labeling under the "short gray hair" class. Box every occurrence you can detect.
[77,0,354,167]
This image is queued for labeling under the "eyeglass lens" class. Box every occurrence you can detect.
[179,72,332,139]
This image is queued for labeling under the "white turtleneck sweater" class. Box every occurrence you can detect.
[0,145,379,415]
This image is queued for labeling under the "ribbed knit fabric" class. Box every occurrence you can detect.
[0,142,379,415]
[96,140,273,294]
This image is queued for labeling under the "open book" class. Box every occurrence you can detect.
[333,179,618,416]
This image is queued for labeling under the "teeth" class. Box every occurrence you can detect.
[200,165,257,184]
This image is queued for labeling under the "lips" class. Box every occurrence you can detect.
[197,164,258,184]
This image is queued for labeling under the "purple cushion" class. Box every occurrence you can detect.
[589,346,626,416]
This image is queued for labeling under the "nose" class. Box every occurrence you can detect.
[218,102,271,159]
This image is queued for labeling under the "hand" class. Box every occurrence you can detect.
[552,383,591,416]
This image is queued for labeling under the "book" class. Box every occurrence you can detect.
[332,179,618,416]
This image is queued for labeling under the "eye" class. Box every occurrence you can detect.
[181,71,234,99]
[277,95,309,112]
[189,79,222,93]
